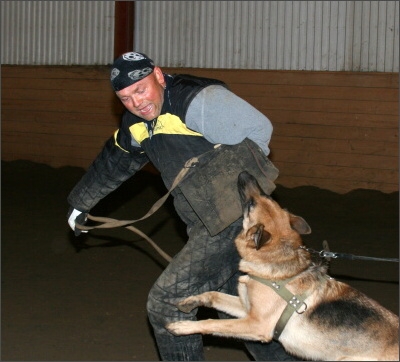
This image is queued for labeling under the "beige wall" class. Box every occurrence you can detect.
[2,65,398,193]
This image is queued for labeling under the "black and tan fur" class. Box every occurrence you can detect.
[167,171,399,361]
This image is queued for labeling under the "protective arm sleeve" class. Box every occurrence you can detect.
[185,85,273,156]
[67,134,149,212]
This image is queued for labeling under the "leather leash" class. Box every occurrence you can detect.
[84,214,173,263]
[76,157,198,232]
[301,243,399,263]
[75,157,199,262]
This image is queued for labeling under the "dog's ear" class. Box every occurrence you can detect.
[289,214,312,234]
[246,224,272,250]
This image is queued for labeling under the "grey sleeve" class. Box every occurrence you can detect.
[185,85,273,155]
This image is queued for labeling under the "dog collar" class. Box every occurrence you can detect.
[249,274,309,340]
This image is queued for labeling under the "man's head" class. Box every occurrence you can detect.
[110,52,166,121]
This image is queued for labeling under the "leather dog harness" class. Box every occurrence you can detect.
[249,272,332,340]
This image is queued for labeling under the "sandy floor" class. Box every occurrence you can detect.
[1,160,398,361]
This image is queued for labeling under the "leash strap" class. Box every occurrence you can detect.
[74,158,199,263]
[87,215,173,262]
[320,251,399,263]
[76,157,198,231]
[249,275,309,340]
[301,244,399,263]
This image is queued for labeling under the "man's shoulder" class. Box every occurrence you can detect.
[168,74,228,117]
[171,73,226,88]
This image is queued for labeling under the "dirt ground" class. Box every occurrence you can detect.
[1,159,399,361]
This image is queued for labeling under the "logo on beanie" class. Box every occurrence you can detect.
[110,68,120,81]
[128,67,153,81]
[123,52,145,61]
[110,52,155,91]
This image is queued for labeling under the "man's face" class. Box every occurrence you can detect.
[115,67,165,121]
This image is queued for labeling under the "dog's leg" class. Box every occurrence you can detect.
[177,291,247,318]
[167,317,271,343]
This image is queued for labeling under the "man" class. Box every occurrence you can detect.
[67,52,297,361]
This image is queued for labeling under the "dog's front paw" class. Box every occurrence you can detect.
[166,321,198,336]
[177,296,202,313]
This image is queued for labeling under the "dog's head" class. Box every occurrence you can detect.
[236,171,311,262]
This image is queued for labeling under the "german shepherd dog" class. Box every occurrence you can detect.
[167,171,399,361]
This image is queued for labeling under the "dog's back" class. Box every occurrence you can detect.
[273,263,399,360]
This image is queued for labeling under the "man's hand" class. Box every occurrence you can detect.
[67,207,88,236]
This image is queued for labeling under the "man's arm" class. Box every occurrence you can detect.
[67,116,149,213]
[185,85,273,156]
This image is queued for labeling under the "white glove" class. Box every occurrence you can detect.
[67,208,88,235]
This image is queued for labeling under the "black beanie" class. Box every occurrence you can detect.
[110,52,155,91]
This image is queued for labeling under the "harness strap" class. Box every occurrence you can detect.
[249,275,309,340]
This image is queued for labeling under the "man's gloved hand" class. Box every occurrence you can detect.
[67,207,88,236]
